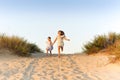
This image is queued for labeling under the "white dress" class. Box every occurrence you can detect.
[57,35,65,47]
[46,41,53,51]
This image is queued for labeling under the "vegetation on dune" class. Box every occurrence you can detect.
[83,32,120,59]
[108,40,120,60]
[0,34,43,56]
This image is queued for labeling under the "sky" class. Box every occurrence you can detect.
[0,0,120,53]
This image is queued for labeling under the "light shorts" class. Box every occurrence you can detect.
[46,46,53,51]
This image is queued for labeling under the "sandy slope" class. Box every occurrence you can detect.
[0,50,120,80]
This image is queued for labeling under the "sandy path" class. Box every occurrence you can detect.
[0,53,120,80]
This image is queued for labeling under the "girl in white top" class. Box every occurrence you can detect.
[53,30,70,58]
[46,37,53,56]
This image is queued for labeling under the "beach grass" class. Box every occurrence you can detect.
[83,32,120,60]
[0,34,43,56]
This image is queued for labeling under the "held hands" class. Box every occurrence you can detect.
[67,39,70,41]
[52,43,54,46]
[52,42,55,46]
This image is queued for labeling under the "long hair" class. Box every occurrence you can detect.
[58,30,65,36]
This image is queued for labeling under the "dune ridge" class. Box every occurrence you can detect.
[0,50,120,80]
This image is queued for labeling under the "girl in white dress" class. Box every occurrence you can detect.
[53,30,70,58]
[46,37,53,56]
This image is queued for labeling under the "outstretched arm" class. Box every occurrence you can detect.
[53,37,57,45]
[64,37,70,41]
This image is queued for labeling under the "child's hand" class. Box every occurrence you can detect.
[52,43,54,45]
[68,39,70,41]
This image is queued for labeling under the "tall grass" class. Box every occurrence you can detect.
[83,32,120,55]
[0,34,43,56]
[108,40,120,60]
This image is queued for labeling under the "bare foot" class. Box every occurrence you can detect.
[50,53,52,56]
[58,55,60,58]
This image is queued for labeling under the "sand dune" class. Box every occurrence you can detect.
[0,50,120,80]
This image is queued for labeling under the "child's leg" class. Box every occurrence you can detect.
[46,49,48,56]
[61,46,63,52]
[50,51,52,56]
[58,46,61,58]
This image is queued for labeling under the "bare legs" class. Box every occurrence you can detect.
[58,46,60,58]
[50,51,52,56]
[46,46,63,58]
[58,46,63,58]
[46,49,52,56]
[46,49,48,56]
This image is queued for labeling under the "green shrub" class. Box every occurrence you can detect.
[108,41,120,60]
[108,32,119,43]
[83,32,120,54]
[0,34,43,56]
[93,35,107,49]
[27,43,42,53]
